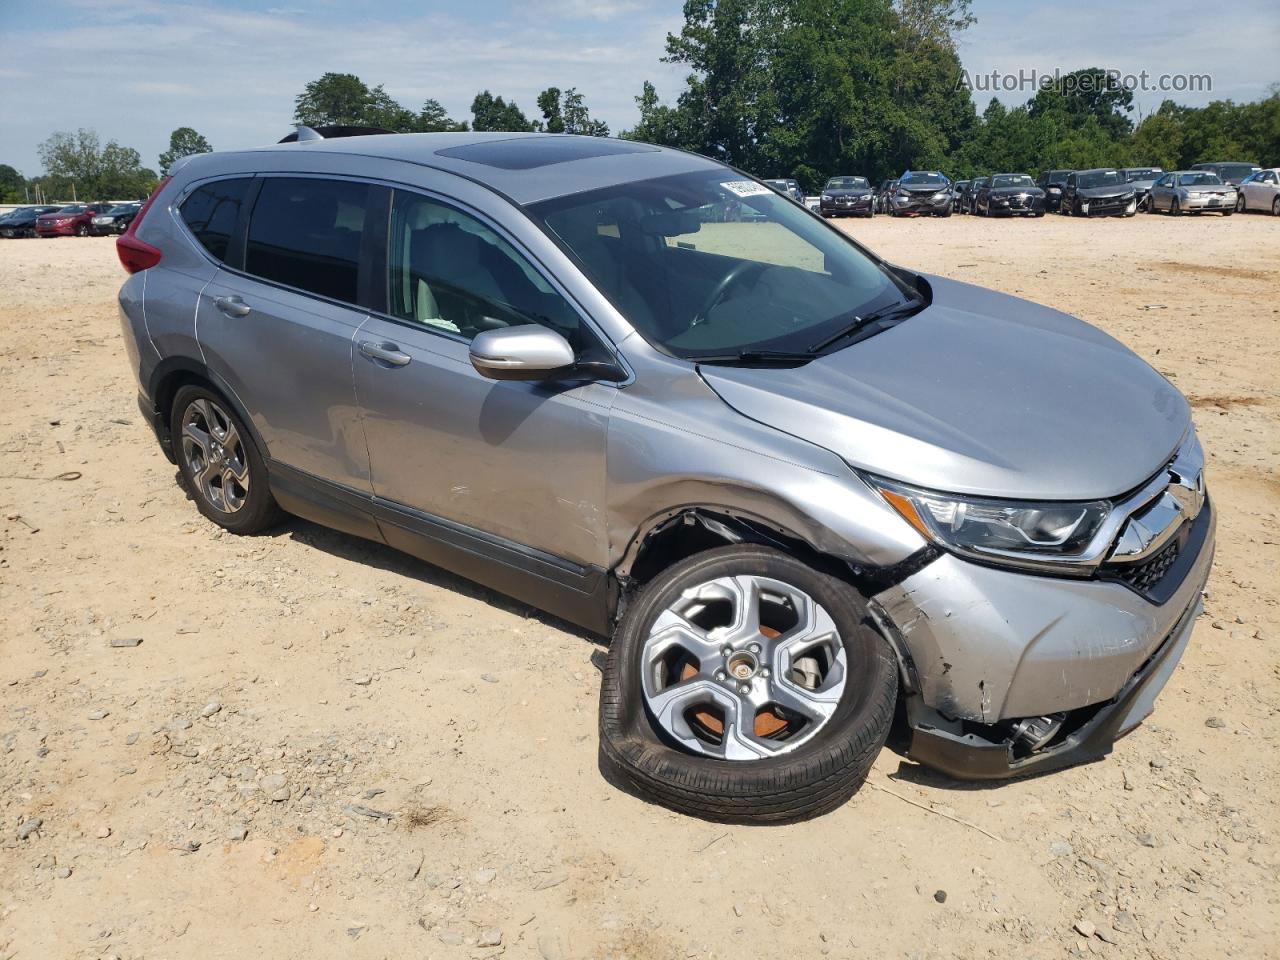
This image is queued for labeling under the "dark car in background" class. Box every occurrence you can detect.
[872,178,898,213]
[0,205,61,238]
[951,180,971,212]
[973,173,1046,217]
[1058,169,1137,218]
[819,176,874,217]
[1121,167,1163,211]
[966,176,990,213]
[1035,170,1072,212]
[889,171,952,217]
[1191,161,1261,185]
[35,203,111,237]
[90,202,142,236]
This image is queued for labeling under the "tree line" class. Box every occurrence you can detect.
[4,0,1274,203]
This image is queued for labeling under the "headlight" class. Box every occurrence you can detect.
[1048,187,1061,193]
[821,194,832,201]
[896,191,909,199]
[1187,191,1202,198]
[932,190,949,200]
[867,476,1110,572]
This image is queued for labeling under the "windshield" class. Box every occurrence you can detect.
[826,177,869,190]
[56,205,85,213]
[1178,172,1222,186]
[105,204,136,215]
[1124,169,1160,181]
[991,175,1034,188]
[1077,170,1124,189]
[531,170,907,359]
[1218,164,1259,180]
[899,172,948,186]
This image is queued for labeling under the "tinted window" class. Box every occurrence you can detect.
[388,190,584,347]
[246,178,372,303]
[180,178,251,262]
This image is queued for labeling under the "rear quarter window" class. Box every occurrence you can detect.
[179,178,251,262]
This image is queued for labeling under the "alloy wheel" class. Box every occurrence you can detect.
[640,575,847,761]
[180,398,250,513]
[1273,196,1279,217]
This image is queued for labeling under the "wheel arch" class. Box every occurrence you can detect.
[147,356,268,465]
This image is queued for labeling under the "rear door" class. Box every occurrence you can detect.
[192,175,382,493]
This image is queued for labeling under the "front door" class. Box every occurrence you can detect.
[352,188,615,577]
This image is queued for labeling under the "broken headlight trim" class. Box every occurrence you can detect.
[865,475,1111,574]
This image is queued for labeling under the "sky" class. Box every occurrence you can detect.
[0,0,1273,178]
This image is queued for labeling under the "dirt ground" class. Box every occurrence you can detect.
[1,211,1276,960]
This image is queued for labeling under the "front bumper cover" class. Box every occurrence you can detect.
[900,588,1201,779]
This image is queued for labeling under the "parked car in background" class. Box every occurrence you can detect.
[819,176,874,218]
[951,180,970,212]
[872,179,898,214]
[973,173,1046,217]
[1058,169,1138,218]
[1121,167,1163,211]
[0,205,61,238]
[90,202,142,236]
[1035,170,1072,212]
[888,171,952,217]
[35,203,112,237]
[966,176,990,213]
[116,130,1214,823]
[1234,168,1280,215]
[1148,171,1235,216]
[1190,161,1261,185]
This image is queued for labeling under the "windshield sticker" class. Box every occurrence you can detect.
[721,180,773,198]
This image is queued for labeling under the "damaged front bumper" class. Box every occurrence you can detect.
[873,498,1215,779]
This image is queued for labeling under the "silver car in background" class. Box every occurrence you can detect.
[1148,170,1236,216]
[115,131,1214,823]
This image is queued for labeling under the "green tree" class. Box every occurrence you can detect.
[416,98,467,133]
[158,127,212,174]
[470,91,535,132]
[538,87,609,135]
[1029,67,1134,140]
[0,164,25,202]
[621,81,691,147]
[294,72,380,126]
[37,129,157,199]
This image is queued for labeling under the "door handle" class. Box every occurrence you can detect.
[359,340,411,367]
[214,295,251,318]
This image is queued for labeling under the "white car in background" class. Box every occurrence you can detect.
[1235,169,1280,215]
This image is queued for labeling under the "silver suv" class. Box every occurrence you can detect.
[116,131,1214,823]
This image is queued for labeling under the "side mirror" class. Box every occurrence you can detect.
[469,324,576,381]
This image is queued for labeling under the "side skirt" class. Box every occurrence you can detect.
[267,461,611,636]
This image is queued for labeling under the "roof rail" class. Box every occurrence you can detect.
[278,124,399,144]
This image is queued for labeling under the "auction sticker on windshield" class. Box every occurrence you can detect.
[721,180,773,198]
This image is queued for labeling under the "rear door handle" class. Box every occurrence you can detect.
[359,340,412,367]
[213,295,251,318]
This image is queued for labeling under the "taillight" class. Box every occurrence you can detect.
[116,176,170,274]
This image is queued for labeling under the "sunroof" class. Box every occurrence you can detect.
[435,136,659,170]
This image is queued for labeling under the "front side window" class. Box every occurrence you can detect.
[181,178,251,262]
[531,170,906,359]
[246,177,372,303]
[388,190,584,347]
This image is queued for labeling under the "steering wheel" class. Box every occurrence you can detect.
[691,260,767,327]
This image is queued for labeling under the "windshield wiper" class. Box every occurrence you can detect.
[806,296,924,353]
[689,349,814,366]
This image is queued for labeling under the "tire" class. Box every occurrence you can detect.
[1273,196,1280,217]
[1033,210,1045,218]
[1236,194,1246,213]
[75,224,88,237]
[1222,208,1232,217]
[937,206,951,218]
[170,384,282,535]
[598,545,898,824]
[1171,198,1181,216]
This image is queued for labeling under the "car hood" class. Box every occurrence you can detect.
[698,275,1189,501]
[1077,186,1133,199]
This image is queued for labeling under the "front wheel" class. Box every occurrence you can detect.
[1236,194,1246,213]
[1171,198,1181,216]
[599,545,898,823]
[1273,196,1280,217]
[75,224,88,237]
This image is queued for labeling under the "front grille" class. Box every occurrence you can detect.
[1110,539,1180,594]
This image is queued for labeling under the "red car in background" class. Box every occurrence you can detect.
[35,203,111,237]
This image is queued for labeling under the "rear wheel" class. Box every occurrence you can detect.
[171,385,281,535]
[599,545,897,823]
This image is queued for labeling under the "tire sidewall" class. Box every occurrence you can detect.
[170,384,277,534]
[600,546,897,812]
